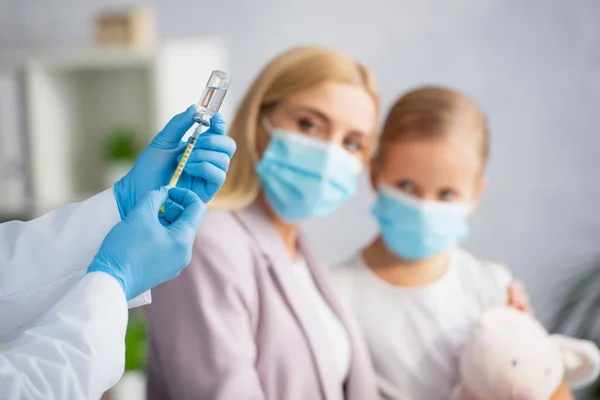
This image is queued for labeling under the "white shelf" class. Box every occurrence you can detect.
[0,39,229,217]
[1,48,153,71]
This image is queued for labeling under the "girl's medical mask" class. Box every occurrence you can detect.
[256,124,363,222]
[371,183,470,260]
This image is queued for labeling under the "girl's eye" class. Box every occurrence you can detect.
[343,137,363,153]
[439,189,457,201]
[397,180,415,193]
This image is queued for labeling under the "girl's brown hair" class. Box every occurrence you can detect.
[376,86,488,170]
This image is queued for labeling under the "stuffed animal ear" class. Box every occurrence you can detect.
[550,334,600,389]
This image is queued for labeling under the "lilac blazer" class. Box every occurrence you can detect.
[146,204,378,400]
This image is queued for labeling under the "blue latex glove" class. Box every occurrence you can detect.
[114,105,236,218]
[87,187,204,300]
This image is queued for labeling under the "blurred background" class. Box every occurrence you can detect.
[2,0,600,398]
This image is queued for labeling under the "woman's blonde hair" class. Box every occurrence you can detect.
[376,86,489,171]
[211,46,379,210]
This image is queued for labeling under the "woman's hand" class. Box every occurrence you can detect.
[550,380,575,400]
[507,280,534,315]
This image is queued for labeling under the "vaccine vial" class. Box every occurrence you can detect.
[194,70,232,126]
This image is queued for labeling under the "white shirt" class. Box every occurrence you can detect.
[294,258,351,384]
[0,272,128,399]
[331,248,511,400]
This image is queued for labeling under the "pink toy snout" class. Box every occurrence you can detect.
[513,387,536,400]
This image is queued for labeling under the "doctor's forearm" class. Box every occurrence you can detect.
[0,190,121,340]
[0,272,128,400]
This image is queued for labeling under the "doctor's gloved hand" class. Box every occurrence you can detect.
[113,105,236,218]
[87,187,204,300]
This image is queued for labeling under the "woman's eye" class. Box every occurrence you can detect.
[297,118,318,133]
[439,189,457,201]
[397,180,415,193]
[343,137,363,152]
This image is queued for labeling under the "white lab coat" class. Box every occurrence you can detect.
[0,271,128,399]
[0,189,150,342]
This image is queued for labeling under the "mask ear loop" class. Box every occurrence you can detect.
[256,117,276,161]
[260,117,274,137]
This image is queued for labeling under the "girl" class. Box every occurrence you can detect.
[146,47,380,400]
[331,86,548,399]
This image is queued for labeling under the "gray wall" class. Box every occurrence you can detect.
[2,0,600,323]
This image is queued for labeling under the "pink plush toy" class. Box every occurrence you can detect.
[451,307,600,400]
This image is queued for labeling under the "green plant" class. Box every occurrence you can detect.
[104,128,140,161]
[124,308,147,372]
[551,257,600,399]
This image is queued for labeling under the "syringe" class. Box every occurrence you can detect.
[160,70,232,212]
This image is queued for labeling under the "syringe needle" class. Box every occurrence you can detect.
[159,135,198,213]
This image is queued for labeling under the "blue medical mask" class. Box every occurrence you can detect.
[256,128,363,222]
[371,183,470,260]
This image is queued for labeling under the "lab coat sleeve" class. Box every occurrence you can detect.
[0,272,128,400]
[0,189,150,341]
[147,230,265,400]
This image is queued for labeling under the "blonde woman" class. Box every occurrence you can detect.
[146,47,380,400]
